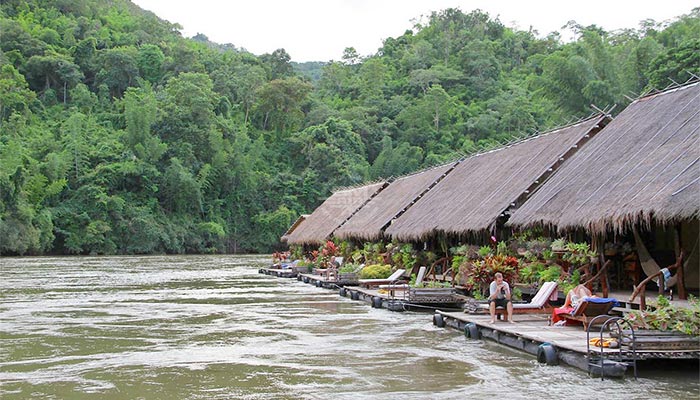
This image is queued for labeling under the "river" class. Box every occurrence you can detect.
[0,255,697,399]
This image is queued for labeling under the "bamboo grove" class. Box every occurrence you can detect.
[0,0,698,254]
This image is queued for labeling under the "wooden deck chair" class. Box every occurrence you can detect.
[478,281,559,315]
[559,297,618,328]
[378,266,427,292]
[359,269,406,288]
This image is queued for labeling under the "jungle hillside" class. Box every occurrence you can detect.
[0,0,698,255]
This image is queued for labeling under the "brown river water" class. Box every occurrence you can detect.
[0,255,698,399]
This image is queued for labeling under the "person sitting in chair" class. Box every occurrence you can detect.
[325,256,341,280]
[551,284,593,325]
[489,272,514,323]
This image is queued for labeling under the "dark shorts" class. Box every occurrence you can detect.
[489,298,511,309]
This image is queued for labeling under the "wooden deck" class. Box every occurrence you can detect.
[259,267,298,278]
[435,309,699,376]
[295,273,466,311]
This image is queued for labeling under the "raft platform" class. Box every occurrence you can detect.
[295,273,465,311]
[434,310,700,378]
[258,266,298,278]
[263,270,699,378]
[296,272,359,288]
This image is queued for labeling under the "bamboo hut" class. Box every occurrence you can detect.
[385,115,609,241]
[507,82,700,291]
[507,82,699,234]
[334,163,457,241]
[280,214,308,243]
[283,182,387,246]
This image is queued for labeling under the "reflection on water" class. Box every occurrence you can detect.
[0,255,697,399]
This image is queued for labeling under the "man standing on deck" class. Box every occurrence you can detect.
[488,272,514,323]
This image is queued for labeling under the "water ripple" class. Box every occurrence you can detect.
[1,255,697,399]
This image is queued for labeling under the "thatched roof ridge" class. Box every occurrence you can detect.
[280,214,308,242]
[384,115,608,241]
[334,162,458,241]
[284,182,387,245]
[507,81,700,234]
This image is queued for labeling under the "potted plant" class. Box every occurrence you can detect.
[409,280,456,303]
[337,263,361,283]
[551,238,567,252]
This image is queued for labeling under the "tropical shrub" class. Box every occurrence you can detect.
[460,255,519,296]
[563,241,596,267]
[551,238,567,251]
[478,245,492,258]
[511,286,522,301]
[496,241,510,256]
[362,242,386,265]
[519,261,547,284]
[289,245,303,260]
[339,263,358,273]
[390,243,416,270]
[418,280,452,288]
[537,265,562,283]
[542,248,556,263]
[525,237,552,258]
[624,295,700,335]
[359,264,392,279]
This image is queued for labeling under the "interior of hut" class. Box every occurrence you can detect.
[599,219,699,306]
[628,220,700,296]
[442,221,700,308]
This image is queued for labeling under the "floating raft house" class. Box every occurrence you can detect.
[385,115,609,240]
[284,181,386,246]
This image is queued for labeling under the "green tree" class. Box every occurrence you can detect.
[370,136,424,178]
[647,39,700,89]
[254,76,312,132]
[260,48,293,79]
[95,46,139,98]
[0,64,35,122]
[157,72,218,161]
[122,85,166,163]
[137,44,164,84]
[292,117,369,189]
[24,52,83,102]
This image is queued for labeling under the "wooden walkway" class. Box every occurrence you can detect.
[435,309,699,376]
[259,266,298,278]
[294,273,465,310]
[261,270,699,377]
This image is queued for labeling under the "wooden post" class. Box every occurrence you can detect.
[594,235,609,297]
[675,224,687,300]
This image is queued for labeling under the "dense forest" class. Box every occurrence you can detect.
[0,0,698,255]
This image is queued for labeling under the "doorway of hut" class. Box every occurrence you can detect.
[602,219,699,308]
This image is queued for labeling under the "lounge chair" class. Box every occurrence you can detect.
[477,281,559,315]
[359,269,406,288]
[378,266,426,294]
[559,297,619,328]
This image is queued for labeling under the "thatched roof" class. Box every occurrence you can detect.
[507,82,700,235]
[385,115,608,241]
[284,182,387,245]
[334,163,457,241]
[280,214,308,242]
